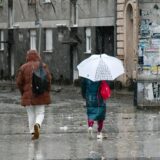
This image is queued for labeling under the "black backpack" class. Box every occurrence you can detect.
[32,62,49,95]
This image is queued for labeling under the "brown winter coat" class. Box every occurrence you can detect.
[16,50,52,106]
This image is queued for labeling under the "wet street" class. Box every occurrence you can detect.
[0,85,160,160]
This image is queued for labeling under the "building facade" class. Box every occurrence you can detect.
[116,0,139,86]
[116,0,160,86]
[0,0,116,84]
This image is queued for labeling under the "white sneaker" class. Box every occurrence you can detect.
[88,127,93,138]
[97,132,103,139]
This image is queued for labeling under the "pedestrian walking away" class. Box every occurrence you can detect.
[16,49,52,140]
[77,53,124,140]
[81,78,110,140]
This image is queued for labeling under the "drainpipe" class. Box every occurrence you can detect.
[114,0,117,57]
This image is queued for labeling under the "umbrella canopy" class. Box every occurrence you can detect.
[77,54,125,81]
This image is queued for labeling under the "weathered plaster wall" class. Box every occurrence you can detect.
[78,0,115,27]
[13,28,71,82]
[0,1,8,28]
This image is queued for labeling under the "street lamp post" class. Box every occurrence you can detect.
[35,18,42,54]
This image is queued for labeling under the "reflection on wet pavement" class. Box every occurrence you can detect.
[0,88,160,159]
[28,141,44,160]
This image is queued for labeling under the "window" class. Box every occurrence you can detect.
[45,29,53,51]
[0,0,3,7]
[8,0,13,28]
[30,30,36,50]
[85,28,91,53]
[8,0,13,7]
[71,0,78,26]
[28,0,36,5]
[0,30,4,51]
[43,0,51,3]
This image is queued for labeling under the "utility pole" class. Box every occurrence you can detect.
[35,0,42,54]
[35,0,55,54]
[38,19,42,54]
[35,18,42,54]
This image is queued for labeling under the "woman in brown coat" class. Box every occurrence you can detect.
[16,49,52,140]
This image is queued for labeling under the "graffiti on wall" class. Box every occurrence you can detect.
[141,9,152,17]
[140,19,151,37]
[137,4,160,106]
[138,4,160,77]
[140,5,160,38]
[138,45,160,76]
[138,82,160,101]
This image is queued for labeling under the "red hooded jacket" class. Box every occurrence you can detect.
[16,50,52,106]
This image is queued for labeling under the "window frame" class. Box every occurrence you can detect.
[43,0,51,3]
[71,0,78,27]
[30,29,37,50]
[85,27,92,54]
[45,29,53,52]
[8,0,14,28]
[0,0,3,7]
[0,30,4,51]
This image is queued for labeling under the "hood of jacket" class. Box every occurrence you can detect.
[26,50,41,62]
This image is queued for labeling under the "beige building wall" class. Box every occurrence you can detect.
[116,0,139,86]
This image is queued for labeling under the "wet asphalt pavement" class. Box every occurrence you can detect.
[0,85,160,160]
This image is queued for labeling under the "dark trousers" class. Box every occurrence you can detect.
[88,119,104,132]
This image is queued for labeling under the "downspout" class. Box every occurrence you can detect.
[114,0,117,57]
[134,0,139,106]
[113,0,120,90]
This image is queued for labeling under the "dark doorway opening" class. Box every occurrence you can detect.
[96,26,115,89]
[96,26,114,56]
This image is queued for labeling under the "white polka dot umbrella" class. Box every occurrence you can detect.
[77,54,125,81]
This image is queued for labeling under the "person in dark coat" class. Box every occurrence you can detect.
[81,78,107,139]
[16,49,52,140]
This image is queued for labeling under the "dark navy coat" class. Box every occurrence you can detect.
[81,78,107,120]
